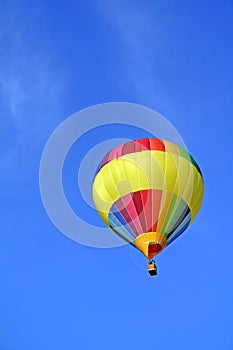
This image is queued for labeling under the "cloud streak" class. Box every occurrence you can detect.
[0,2,67,178]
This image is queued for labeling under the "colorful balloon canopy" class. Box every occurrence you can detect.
[92,138,204,261]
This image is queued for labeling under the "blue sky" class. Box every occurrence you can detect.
[1,1,233,349]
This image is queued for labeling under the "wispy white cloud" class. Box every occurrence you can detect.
[0,2,67,178]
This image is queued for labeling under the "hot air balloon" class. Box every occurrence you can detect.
[92,138,204,276]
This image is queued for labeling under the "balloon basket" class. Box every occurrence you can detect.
[148,260,157,276]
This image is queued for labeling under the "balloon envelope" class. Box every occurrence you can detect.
[92,138,204,260]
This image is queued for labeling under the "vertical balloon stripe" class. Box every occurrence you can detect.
[166,205,190,238]
[108,144,124,164]
[185,163,200,221]
[167,213,191,245]
[135,150,150,232]
[151,190,163,231]
[141,190,152,232]
[138,191,148,233]
[132,191,147,232]
[156,191,173,232]
[150,149,165,231]
[115,201,138,234]
[164,140,179,155]
[163,202,182,235]
[111,206,129,227]
[161,194,177,234]
[165,199,187,234]
[163,143,181,233]
[108,213,135,243]
[164,146,178,195]
[121,194,144,234]
[163,142,182,232]
[109,197,144,238]
[116,204,134,225]
[149,138,165,152]
[177,145,191,162]
[122,140,136,154]
[121,153,144,234]
[190,154,202,177]
[99,152,110,171]
[136,138,150,150]
[110,205,137,238]
[191,172,204,221]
